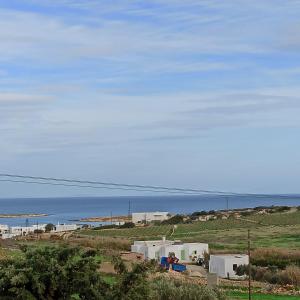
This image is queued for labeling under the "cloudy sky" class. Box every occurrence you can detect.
[1,0,300,197]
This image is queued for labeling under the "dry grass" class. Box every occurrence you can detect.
[69,235,131,252]
[252,248,300,268]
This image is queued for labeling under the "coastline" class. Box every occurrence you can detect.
[0,213,48,218]
[80,215,130,222]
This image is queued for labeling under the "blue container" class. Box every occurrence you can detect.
[172,264,187,272]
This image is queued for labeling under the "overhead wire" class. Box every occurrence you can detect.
[0,173,299,199]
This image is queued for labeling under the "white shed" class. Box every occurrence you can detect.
[52,224,78,232]
[0,224,9,234]
[209,254,249,278]
[131,212,169,224]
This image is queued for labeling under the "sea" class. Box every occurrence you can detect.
[0,195,299,226]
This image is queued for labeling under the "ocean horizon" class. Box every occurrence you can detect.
[0,195,299,226]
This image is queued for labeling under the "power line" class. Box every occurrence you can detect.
[0,173,230,195]
[0,179,201,195]
[0,173,299,199]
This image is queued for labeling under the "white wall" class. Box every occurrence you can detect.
[184,243,209,260]
[209,255,249,278]
[53,224,78,232]
[132,212,169,223]
[209,256,226,277]
[131,240,209,262]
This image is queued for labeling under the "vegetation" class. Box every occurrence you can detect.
[161,214,184,225]
[227,291,300,299]
[236,264,300,287]
[81,211,300,251]
[0,245,226,300]
[119,222,135,228]
[251,248,300,269]
[0,245,110,300]
[151,277,226,300]
[45,223,55,232]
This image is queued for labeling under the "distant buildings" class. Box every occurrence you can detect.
[209,254,249,279]
[131,237,209,262]
[0,223,79,239]
[132,212,169,224]
[10,224,47,236]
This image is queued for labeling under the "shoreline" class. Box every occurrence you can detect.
[0,213,48,218]
[80,205,299,223]
[80,215,130,223]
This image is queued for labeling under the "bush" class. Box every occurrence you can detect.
[161,214,184,225]
[151,277,227,300]
[0,245,110,299]
[93,224,118,230]
[119,222,135,228]
[191,211,208,217]
[45,223,54,232]
[236,264,300,287]
[252,248,300,269]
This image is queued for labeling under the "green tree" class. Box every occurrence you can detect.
[45,223,55,232]
[0,245,110,300]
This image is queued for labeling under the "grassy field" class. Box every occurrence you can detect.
[227,291,300,299]
[81,211,300,251]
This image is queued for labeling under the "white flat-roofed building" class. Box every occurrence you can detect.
[0,224,9,234]
[132,212,169,224]
[131,238,209,262]
[10,224,47,236]
[52,224,78,232]
[209,254,249,279]
[2,233,19,239]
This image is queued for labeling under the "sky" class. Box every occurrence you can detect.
[1,0,300,197]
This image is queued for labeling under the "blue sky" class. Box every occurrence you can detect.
[1,0,300,197]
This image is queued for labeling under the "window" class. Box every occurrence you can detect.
[233,264,238,271]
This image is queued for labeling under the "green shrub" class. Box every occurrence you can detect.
[161,215,184,225]
[0,245,110,300]
[150,277,227,300]
[252,248,300,269]
[119,222,135,228]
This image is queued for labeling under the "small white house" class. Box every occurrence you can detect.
[1,233,19,239]
[0,224,9,234]
[131,238,209,262]
[209,254,249,279]
[52,224,78,232]
[132,212,169,224]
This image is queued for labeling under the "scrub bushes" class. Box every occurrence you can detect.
[151,277,227,300]
[236,264,300,287]
[252,248,300,269]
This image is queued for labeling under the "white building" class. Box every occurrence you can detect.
[132,212,169,224]
[10,224,47,236]
[1,233,19,239]
[131,238,209,262]
[0,224,9,234]
[52,224,78,232]
[209,254,249,279]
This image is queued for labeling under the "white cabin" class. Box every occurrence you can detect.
[52,224,78,232]
[209,254,249,279]
[0,224,9,234]
[132,212,169,224]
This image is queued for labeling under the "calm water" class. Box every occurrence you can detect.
[0,195,299,226]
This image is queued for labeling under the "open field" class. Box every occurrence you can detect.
[81,211,300,251]
[227,291,300,299]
